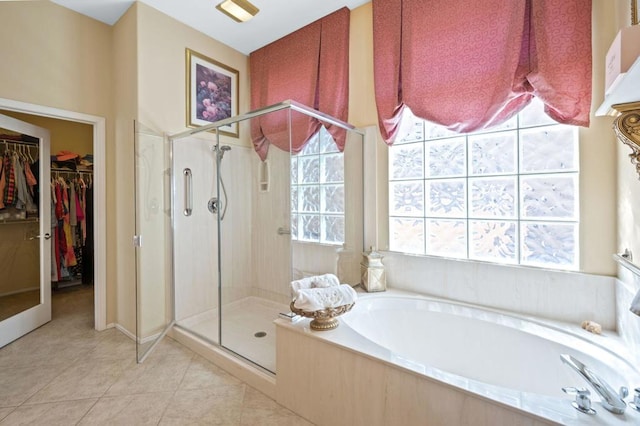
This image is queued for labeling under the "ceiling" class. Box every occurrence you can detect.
[50,0,369,55]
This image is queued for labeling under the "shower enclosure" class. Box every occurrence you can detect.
[135,101,363,372]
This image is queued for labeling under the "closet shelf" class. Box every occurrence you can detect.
[0,218,39,225]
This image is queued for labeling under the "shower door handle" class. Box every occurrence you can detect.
[183,168,192,216]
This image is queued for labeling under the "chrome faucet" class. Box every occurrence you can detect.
[561,354,628,414]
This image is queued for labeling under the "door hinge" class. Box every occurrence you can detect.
[133,235,142,247]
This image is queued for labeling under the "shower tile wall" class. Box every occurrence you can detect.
[219,144,253,305]
[249,148,292,305]
[173,136,218,322]
[173,136,252,323]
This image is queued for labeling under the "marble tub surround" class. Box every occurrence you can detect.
[382,251,617,328]
[275,290,640,426]
[0,286,311,425]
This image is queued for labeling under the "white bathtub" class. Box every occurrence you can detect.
[275,291,640,425]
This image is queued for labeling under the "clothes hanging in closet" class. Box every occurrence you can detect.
[51,175,91,284]
[0,143,38,220]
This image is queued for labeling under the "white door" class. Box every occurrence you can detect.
[0,113,51,347]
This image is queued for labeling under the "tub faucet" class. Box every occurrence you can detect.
[560,354,627,414]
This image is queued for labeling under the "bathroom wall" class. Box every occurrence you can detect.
[172,135,254,321]
[115,2,251,334]
[173,136,219,322]
[112,3,138,330]
[0,111,93,155]
[250,144,292,304]
[384,252,616,328]
[0,0,117,323]
[219,143,254,305]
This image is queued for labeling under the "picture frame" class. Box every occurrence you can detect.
[186,48,239,137]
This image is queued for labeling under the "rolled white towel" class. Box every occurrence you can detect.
[293,284,357,311]
[291,273,340,293]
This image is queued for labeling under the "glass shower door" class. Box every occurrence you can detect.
[134,121,173,362]
[171,133,219,346]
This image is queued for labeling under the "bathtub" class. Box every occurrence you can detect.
[275,290,640,425]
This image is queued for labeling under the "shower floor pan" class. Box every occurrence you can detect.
[176,296,288,373]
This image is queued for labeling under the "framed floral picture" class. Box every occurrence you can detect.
[186,48,239,137]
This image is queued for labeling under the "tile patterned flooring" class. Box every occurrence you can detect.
[0,286,313,425]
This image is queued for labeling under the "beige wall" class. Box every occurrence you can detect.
[120,3,251,335]
[348,5,377,128]
[582,1,621,275]
[0,2,112,117]
[112,3,139,333]
[0,1,117,322]
[136,2,251,138]
[0,111,93,156]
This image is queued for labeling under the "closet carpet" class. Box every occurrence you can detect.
[0,285,312,425]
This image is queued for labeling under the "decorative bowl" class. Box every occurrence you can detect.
[290,301,355,331]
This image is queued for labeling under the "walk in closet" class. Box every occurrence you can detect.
[0,111,94,317]
[50,166,94,288]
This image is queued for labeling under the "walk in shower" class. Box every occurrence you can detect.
[164,101,363,374]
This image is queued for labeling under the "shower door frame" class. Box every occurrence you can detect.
[168,100,364,372]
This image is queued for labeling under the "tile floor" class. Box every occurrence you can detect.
[0,285,313,425]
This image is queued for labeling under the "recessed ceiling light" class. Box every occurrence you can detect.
[216,0,259,23]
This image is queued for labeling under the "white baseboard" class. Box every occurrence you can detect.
[111,322,161,344]
[0,286,40,297]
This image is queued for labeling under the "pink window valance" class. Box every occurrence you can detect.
[373,0,592,144]
[250,7,350,161]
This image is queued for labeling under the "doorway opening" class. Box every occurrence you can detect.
[0,98,107,331]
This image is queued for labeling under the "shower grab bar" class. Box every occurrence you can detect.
[183,168,192,216]
[613,249,640,277]
[277,227,291,235]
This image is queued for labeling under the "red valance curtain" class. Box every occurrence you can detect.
[250,8,350,161]
[373,0,592,144]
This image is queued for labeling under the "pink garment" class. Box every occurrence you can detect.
[75,189,84,221]
[0,156,5,209]
[249,8,350,161]
[372,0,592,143]
[61,182,77,267]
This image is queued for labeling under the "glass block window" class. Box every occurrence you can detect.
[291,127,344,245]
[388,99,579,270]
